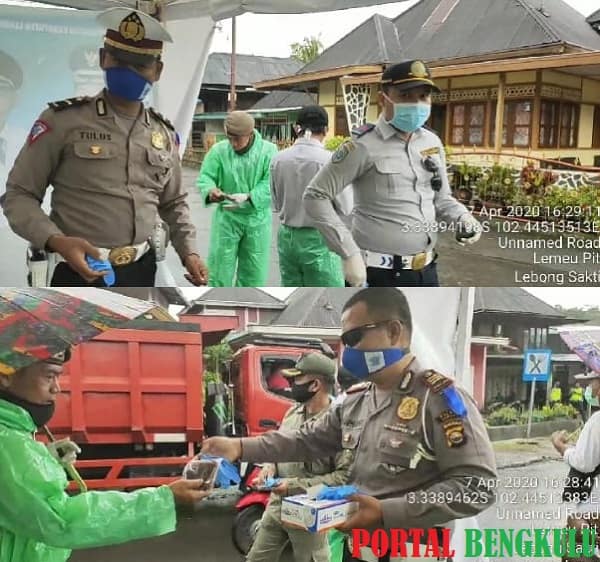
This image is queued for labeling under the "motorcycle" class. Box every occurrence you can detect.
[231,463,270,555]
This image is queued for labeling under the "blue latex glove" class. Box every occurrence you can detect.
[85,255,115,287]
[263,477,282,489]
[316,485,360,501]
[200,454,241,488]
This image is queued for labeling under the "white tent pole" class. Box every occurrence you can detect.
[455,287,475,393]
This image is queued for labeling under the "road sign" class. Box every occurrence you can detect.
[522,349,552,382]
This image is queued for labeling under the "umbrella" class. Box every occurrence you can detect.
[558,326,600,374]
[0,287,171,376]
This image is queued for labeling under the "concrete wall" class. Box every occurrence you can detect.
[487,418,579,441]
[582,78,600,104]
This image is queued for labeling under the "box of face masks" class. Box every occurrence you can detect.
[281,493,357,533]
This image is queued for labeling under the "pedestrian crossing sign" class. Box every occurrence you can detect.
[522,349,552,381]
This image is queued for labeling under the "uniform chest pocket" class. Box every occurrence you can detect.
[373,158,411,196]
[377,433,419,474]
[146,149,174,188]
[73,141,117,160]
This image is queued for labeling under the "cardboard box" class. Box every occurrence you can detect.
[281,494,357,533]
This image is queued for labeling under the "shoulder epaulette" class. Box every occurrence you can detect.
[422,370,454,393]
[351,123,375,138]
[149,107,175,132]
[423,370,467,418]
[346,381,371,394]
[48,97,91,112]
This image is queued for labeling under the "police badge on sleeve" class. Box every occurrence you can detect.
[332,140,356,164]
[28,120,51,145]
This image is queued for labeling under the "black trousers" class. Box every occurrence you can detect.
[366,261,440,287]
[50,250,157,287]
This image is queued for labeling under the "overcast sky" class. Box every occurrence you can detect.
[209,0,600,57]
[178,287,600,310]
[3,1,598,58]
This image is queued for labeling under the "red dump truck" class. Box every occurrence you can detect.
[45,321,333,491]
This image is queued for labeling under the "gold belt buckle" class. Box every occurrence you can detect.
[411,252,428,271]
[108,246,137,266]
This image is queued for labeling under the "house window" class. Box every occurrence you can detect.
[539,101,579,149]
[559,102,579,148]
[490,100,532,148]
[450,102,485,146]
[539,101,559,148]
[429,104,447,141]
[593,106,600,149]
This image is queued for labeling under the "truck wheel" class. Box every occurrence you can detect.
[231,504,264,555]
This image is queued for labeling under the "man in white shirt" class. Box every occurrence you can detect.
[552,370,600,559]
[270,105,352,287]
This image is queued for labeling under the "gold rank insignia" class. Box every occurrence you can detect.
[410,60,428,78]
[151,131,165,150]
[397,396,419,421]
[438,410,466,448]
[90,145,102,155]
[423,370,453,393]
[119,12,145,42]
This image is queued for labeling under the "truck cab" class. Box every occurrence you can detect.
[226,334,337,437]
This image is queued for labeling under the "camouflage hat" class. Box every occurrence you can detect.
[44,348,71,365]
[283,352,336,381]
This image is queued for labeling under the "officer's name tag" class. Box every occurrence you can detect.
[420,146,440,157]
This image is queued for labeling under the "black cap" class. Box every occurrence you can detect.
[381,60,440,93]
[297,105,328,129]
[0,50,23,91]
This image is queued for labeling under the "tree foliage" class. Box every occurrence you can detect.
[290,35,324,63]
[554,306,600,324]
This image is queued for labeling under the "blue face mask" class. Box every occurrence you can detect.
[384,96,431,133]
[584,386,599,407]
[104,67,153,102]
[341,347,407,380]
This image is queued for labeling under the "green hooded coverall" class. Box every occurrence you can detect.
[0,399,176,562]
[197,131,278,287]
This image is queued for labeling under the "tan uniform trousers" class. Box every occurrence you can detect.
[247,500,330,562]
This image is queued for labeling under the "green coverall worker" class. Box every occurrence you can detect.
[197,111,278,287]
[0,345,207,562]
[0,398,176,562]
[270,106,350,287]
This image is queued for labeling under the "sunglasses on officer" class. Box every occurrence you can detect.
[341,320,395,348]
[422,156,442,192]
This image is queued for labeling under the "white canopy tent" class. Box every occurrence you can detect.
[5,1,408,151]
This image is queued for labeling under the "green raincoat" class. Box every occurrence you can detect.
[197,131,278,287]
[0,399,176,562]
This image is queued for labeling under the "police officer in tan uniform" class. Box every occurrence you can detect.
[203,288,497,562]
[2,7,208,287]
[249,352,352,562]
[304,61,482,288]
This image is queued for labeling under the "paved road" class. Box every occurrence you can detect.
[2,167,598,287]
